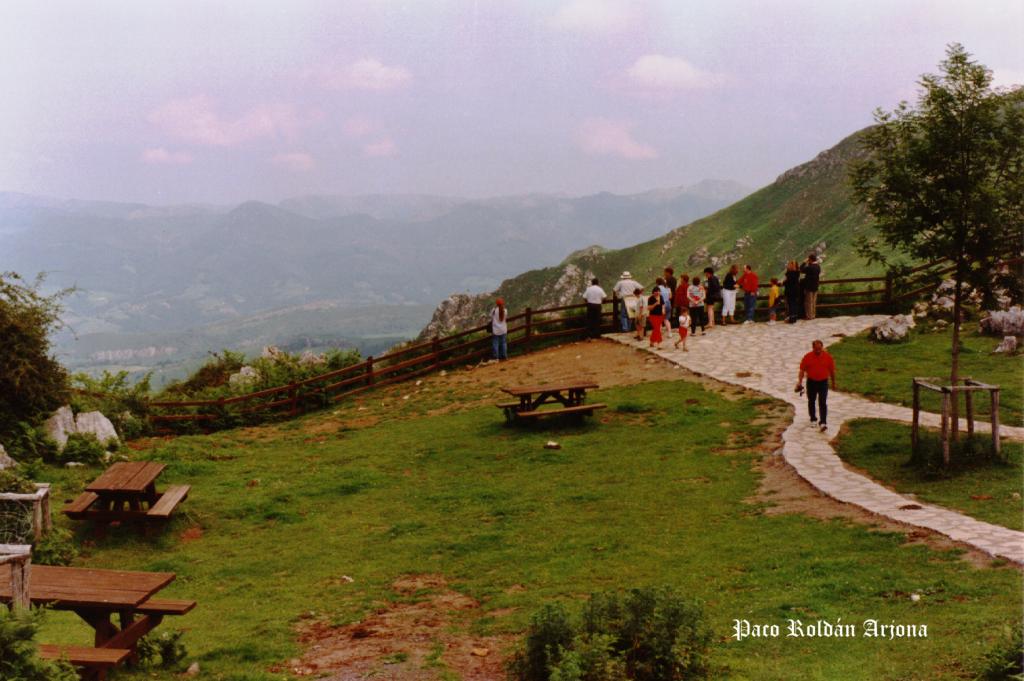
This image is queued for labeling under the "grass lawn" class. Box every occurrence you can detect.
[835,419,1024,532]
[829,327,1023,425]
[35,379,1021,681]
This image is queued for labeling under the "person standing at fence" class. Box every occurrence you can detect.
[490,298,508,361]
[737,264,760,324]
[647,287,664,347]
[663,267,677,327]
[721,264,739,324]
[784,260,802,323]
[673,273,689,324]
[583,278,607,339]
[632,286,647,340]
[768,277,781,324]
[796,339,837,433]
[703,267,722,329]
[800,253,822,320]
[687,274,707,335]
[658,277,673,339]
[613,271,641,332]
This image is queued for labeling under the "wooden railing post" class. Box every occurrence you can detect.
[940,390,951,466]
[963,378,974,438]
[612,295,620,332]
[524,307,533,347]
[366,356,375,386]
[884,271,894,310]
[289,383,299,417]
[0,545,31,610]
[991,388,1001,459]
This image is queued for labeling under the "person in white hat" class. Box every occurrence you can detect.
[613,271,641,332]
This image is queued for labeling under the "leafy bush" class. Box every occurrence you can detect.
[976,624,1023,680]
[71,370,152,439]
[0,607,78,681]
[58,433,108,466]
[1,423,59,462]
[0,273,71,439]
[137,629,189,669]
[31,528,78,567]
[0,469,36,494]
[507,587,711,681]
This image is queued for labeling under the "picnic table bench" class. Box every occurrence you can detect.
[498,380,606,423]
[0,563,195,680]
[64,461,190,524]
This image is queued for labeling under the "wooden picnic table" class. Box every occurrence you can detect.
[0,563,195,679]
[65,461,190,523]
[498,380,606,422]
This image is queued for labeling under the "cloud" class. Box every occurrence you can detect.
[272,152,315,172]
[577,118,657,160]
[342,115,378,138]
[148,96,302,147]
[626,54,728,90]
[319,58,411,91]
[362,138,397,158]
[141,147,193,164]
[992,68,1024,88]
[549,0,637,34]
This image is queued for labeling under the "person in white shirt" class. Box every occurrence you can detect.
[583,278,607,339]
[612,271,641,332]
[490,298,509,360]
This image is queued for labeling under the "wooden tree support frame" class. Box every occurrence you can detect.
[0,484,53,542]
[0,544,31,610]
[912,377,1002,466]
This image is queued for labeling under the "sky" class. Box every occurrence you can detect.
[2,0,1022,205]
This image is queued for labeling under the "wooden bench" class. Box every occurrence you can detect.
[515,403,607,419]
[38,644,130,680]
[63,492,100,520]
[137,597,197,616]
[146,485,191,519]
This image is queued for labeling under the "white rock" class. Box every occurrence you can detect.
[75,411,120,447]
[0,444,16,470]
[869,314,915,343]
[64,461,85,468]
[993,336,1018,354]
[980,306,1024,337]
[43,406,77,450]
[228,365,261,388]
[910,593,921,602]
[185,661,200,675]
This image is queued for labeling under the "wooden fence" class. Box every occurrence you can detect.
[147,256,1019,429]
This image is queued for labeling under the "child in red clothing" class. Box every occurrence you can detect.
[675,309,690,351]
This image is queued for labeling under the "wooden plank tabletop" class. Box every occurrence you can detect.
[0,564,174,609]
[501,381,599,396]
[86,461,166,494]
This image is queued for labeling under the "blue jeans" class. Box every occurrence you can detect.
[619,301,630,331]
[492,334,508,360]
[744,292,757,321]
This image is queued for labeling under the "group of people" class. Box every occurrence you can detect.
[606,254,823,350]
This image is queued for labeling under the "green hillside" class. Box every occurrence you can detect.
[436,128,879,330]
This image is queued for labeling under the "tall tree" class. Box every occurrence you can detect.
[851,43,1024,437]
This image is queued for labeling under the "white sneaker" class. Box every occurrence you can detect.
[743,320,752,325]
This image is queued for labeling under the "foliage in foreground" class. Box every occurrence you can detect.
[977,624,1024,681]
[71,369,153,440]
[137,629,189,670]
[507,587,711,681]
[0,608,77,681]
[0,272,70,438]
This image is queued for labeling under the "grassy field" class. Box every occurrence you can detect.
[829,327,1023,425]
[835,419,1024,532]
[35,377,1021,681]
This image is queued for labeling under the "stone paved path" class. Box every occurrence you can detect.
[609,315,1024,564]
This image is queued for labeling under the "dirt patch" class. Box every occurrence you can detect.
[179,526,203,543]
[750,406,1001,569]
[278,575,513,680]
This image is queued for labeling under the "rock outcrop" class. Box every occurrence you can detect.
[0,444,16,470]
[74,411,120,447]
[869,314,915,343]
[993,336,1019,354]
[980,306,1024,337]
[419,292,491,340]
[43,406,76,450]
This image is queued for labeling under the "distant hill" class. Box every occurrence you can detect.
[0,181,747,377]
[420,129,877,338]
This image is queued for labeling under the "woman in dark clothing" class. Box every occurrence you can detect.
[784,260,802,323]
[647,287,665,347]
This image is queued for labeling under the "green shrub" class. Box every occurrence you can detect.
[0,607,78,681]
[71,369,153,439]
[31,528,78,567]
[2,422,58,462]
[977,624,1024,681]
[507,588,711,681]
[58,433,108,466]
[137,629,189,669]
[0,469,36,494]
[0,273,70,439]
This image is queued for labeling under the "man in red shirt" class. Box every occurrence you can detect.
[737,264,759,324]
[796,339,837,432]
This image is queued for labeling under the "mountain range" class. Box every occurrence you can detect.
[0,180,749,383]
